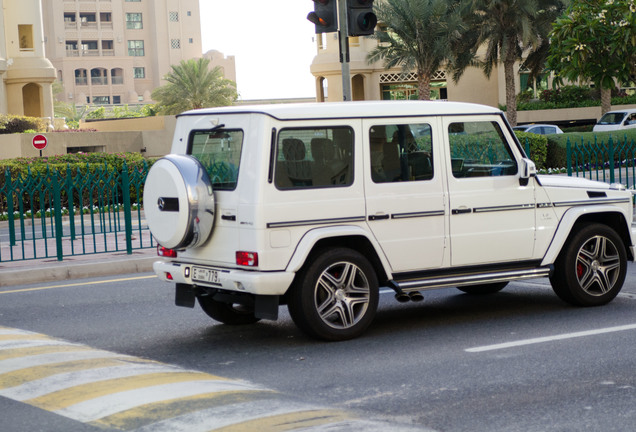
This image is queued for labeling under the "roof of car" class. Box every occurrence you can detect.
[178,100,502,121]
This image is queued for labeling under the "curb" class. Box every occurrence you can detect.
[0,255,157,287]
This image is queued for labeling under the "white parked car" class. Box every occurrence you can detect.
[513,124,564,134]
[593,109,636,132]
[144,101,635,341]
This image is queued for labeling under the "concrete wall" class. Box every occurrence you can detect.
[0,115,176,160]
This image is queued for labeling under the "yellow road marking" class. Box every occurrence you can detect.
[0,334,49,342]
[92,390,277,431]
[0,357,148,390]
[0,275,156,294]
[210,409,352,432]
[28,371,227,411]
[0,344,92,361]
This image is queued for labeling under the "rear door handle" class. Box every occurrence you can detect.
[451,208,472,215]
[369,214,390,221]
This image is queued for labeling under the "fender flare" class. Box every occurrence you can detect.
[541,205,632,266]
[285,225,393,278]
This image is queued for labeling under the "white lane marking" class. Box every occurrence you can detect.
[0,350,130,375]
[466,323,636,353]
[57,379,266,422]
[134,400,326,432]
[1,362,188,401]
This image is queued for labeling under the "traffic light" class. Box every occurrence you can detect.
[307,0,338,34]
[347,0,377,36]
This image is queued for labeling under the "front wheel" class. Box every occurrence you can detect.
[287,248,379,341]
[197,296,260,325]
[550,223,627,306]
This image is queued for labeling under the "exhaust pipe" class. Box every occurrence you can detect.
[394,292,411,303]
[408,291,424,302]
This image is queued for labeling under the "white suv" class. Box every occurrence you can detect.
[144,101,635,341]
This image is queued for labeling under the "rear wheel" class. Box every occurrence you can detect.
[288,248,379,341]
[197,296,260,325]
[457,282,508,295]
[550,223,626,306]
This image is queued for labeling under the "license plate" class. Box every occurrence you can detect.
[192,267,220,284]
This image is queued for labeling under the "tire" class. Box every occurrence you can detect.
[287,248,379,341]
[197,296,260,325]
[549,223,627,306]
[457,282,508,295]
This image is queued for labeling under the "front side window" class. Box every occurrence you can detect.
[189,129,243,191]
[275,127,354,189]
[448,121,517,178]
[369,123,433,183]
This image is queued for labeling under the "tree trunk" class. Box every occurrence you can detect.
[503,56,517,127]
[418,69,431,101]
[600,87,612,115]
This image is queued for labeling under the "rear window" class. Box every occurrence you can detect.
[598,112,626,125]
[275,127,354,189]
[189,128,243,191]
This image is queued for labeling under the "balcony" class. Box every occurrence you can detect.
[66,49,80,57]
[91,77,107,86]
[82,49,100,57]
[101,49,114,56]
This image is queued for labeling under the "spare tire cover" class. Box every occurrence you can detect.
[143,154,215,249]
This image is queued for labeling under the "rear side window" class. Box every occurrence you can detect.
[448,121,517,178]
[275,127,354,189]
[189,129,243,191]
[369,123,433,183]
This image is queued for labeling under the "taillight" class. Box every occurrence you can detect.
[236,251,258,267]
[158,246,177,258]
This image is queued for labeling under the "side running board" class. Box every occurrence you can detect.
[389,266,552,293]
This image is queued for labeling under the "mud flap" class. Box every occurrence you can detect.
[175,283,196,308]
[255,295,279,320]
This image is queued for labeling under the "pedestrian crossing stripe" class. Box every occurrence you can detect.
[0,326,381,432]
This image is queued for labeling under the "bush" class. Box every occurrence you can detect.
[0,115,47,134]
[514,131,547,169]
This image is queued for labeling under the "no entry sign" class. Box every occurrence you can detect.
[32,134,48,151]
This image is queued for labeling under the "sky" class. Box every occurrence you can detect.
[198,1,318,100]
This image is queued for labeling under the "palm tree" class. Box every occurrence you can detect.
[466,0,564,126]
[367,0,469,101]
[152,58,237,115]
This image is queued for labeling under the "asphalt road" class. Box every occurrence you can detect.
[2,265,636,431]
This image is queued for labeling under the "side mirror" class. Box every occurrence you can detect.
[519,157,536,186]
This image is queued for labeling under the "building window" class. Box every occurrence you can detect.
[126,13,143,29]
[111,68,124,85]
[75,69,87,85]
[128,40,144,56]
[113,96,121,104]
[187,11,192,16]
[134,67,145,78]
[189,38,194,44]
[170,39,181,49]
[93,96,110,105]
[18,25,34,51]
[169,11,179,22]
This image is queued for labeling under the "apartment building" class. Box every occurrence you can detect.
[42,0,203,106]
[0,0,56,118]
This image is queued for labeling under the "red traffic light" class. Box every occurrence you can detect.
[308,0,338,33]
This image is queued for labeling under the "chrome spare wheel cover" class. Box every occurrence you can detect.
[575,235,621,296]
[143,154,215,249]
[314,261,371,329]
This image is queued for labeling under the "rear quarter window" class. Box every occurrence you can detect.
[275,127,354,189]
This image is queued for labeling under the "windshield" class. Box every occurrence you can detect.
[597,112,627,125]
[512,126,530,131]
[189,128,243,191]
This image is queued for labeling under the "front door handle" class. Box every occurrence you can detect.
[452,208,472,215]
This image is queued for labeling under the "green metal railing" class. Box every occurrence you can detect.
[566,135,636,188]
[0,162,154,263]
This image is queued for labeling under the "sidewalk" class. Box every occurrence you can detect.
[0,247,157,287]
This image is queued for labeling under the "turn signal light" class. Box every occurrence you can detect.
[236,251,258,267]
[158,246,177,258]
